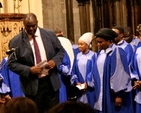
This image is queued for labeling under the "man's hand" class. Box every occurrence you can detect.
[4,95,11,101]
[115,96,122,107]
[46,60,56,69]
[30,66,43,75]
[133,81,141,90]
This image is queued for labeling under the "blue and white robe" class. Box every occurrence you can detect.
[0,57,24,97]
[58,37,74,103]
[58,50,71,103]
[94,44,133,113]
[0,74,10,94]
[130,46,141,113]
[71,50,96,107]
[117,40,133,65]
[72,44,80,58]
[130,37,141,51]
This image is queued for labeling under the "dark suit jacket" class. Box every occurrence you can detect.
[8,28,64,96]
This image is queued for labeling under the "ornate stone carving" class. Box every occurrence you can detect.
[14,0,23,13]
[0,13,25,61]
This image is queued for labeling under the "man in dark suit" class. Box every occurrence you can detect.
[8,13,64,113]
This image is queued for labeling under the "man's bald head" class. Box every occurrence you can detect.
[23,13,37,22]
[23,13,38,36]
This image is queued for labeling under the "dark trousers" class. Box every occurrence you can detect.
[26,76,59,113]
[62,76,78,101]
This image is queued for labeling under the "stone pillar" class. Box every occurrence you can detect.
[121,0,128,27]
[129,0,140,34]
[113,0,127,27]
[65,0,74,42]
[85,0,91,32]
[103,0,110,27]
[95,0,111,28]
[77,0,86,35]
[114,0,121,26]
[76,0,91,35]
[132,0,141,35]
[109,0,116,27]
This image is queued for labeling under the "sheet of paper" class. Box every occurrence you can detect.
[36,60,49,78]
[76,83,85,90]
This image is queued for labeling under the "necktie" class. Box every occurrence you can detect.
[33,36,41,64]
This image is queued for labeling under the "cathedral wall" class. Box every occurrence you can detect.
[0,0,43,27]
[42,0,93,43]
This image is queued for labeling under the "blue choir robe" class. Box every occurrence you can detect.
[71,50,96,108]
[58,37,74,75]
[94,44,133,113]
[72,44,80,58]
[117,40,133,64]
[130,47,141,113]
[58,50,71,103]
[130,37,141,51]
[0,57,24,97]
[58,37,74,103]
[0,74,10,94]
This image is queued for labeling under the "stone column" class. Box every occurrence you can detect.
[114,0,121,26]
[3,0,9,13]
[109,0,116,27]
[113,0,128,27]
[65,0,74,42]
[103,0,110,27]
[133,0,140,35]
[121,0,128,27]
[131,0,135,34]
[76,0,91,35]
[95,0,110,28]
[77,0,86,35]
[85,0,91,32]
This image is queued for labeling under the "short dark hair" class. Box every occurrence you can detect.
[54,27,62,34]
[124,27,133,34]
[112,26,124,34]
[54,27,64,37]
[2,97,38,113]
[47,101,95,113]
[96,28,118,41]
[23,13,37,22]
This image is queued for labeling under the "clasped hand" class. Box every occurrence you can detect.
[115,96,122,107]
[77,82,88,91]
[30,60,55,75]
[45,60,55,69]
[133,80,141,90]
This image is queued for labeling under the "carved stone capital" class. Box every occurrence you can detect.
[76,0,90,6]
